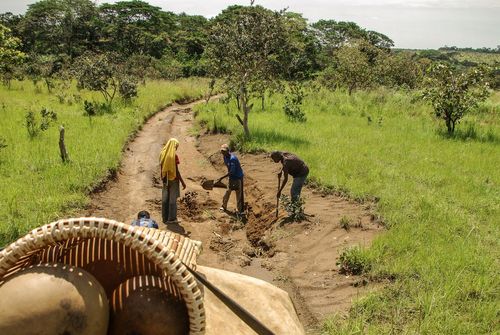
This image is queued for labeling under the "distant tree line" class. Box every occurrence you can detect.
[0,1,496,135]
[438,46,500,54]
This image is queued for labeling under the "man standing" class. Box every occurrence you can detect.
[217,144,244,214]
[271,151,309,203]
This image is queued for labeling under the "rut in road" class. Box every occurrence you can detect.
[83,99,384,332]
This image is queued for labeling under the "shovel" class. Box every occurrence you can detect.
[201,178,227,190]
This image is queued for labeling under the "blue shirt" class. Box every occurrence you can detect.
[131,218,159,229]
[224,153,244,180]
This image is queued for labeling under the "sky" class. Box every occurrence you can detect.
[1,0,499,49]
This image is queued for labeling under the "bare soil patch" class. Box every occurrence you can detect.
[81,99,384,333]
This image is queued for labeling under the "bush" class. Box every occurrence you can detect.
[25,107,57,138]
[280,195,306,221]
[119,78,138,101]
[283,83,307,122]
[339,215,352,230]
[337,245,371,275]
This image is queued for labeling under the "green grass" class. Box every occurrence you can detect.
[0,79,207,245]
[195,88,500,334]
[451,51,500,65]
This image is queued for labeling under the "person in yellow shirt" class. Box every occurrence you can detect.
[159,138,186,224]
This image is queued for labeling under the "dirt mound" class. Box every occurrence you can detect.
[81,99,384,332]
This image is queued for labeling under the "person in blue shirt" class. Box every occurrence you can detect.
[131,210,159,228]
[217,144,244,214]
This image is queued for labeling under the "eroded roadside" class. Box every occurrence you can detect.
[82,100,384,332]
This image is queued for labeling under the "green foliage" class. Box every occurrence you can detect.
[423,63,490,133]
[25,107,57,138]
[0,24,25,86]
[99,0,176,58]
[0,78,207,246]
[337,246,371,275]
[312,19,393,67]
[280,195,305,221]
[119,78,139,101]
[376,51,424,89]
[205,5,294,136]
[195,88,499,333]
[283,82,307,122]
[321,40,375,94]
[339,215,352,230]
[21,0,99,58]
[74,53,120,106]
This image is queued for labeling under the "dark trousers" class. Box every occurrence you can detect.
[222,178,244,213]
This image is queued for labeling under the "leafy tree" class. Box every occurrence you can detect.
[74,53,119,107]
[320,40,374,94]
[283,82,306,122]
[205,5,291,137]
[375,51,424,89]
[25,54,68,92]
[74,52,138,107]
[311,20,393,67]
[0,24,25,87]
[171,14,209,76]
[99,1,176,57]
[423,64,490,134]
[20,0,99,58]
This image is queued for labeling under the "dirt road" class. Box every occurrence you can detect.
[83,99,383,332]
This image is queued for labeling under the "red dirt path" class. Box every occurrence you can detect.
[82,99,383,333]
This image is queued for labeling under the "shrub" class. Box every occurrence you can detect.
[280,195,306,221]
[337,245,371,275]
[25,107,57,138]
[339,216,352,230]
[283,82,307,122]
[119,78,138,101]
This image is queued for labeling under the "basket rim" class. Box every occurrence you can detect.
[0,217,206,334]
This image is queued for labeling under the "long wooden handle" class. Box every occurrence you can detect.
[276,174,281,218]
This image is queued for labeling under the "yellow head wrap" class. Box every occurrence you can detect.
[159,138,179,181]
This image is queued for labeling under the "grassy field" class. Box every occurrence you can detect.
[195,88,500,334]
[451,51,500,65]
[0,79,207,246]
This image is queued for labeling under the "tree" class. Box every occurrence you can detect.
[99,1,176,58]
[311,20,393,68]
[19,0,99,58]
[423,64,489,134]
[205,5,291,137]
[0,24,25,87]
[25,54,68,92]
[375,51,424,89]
[74,52,138,107]
[320,40,374,95]
[74,53,120,107]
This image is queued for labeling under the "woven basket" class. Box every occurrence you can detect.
[0,217,206,334]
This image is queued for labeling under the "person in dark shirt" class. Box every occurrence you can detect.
[131,210,159,228]
[217,144,244,213]
[271,151,309,202]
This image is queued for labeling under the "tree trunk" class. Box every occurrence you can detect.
[446,118,453,134]
[261,94,265,111]
[239,87,251,138]
[59,126,70,163]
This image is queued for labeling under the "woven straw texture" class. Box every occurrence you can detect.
[0,217,206,334]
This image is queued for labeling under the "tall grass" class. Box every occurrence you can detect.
[0,79,207,245]
[195,88,500,334]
